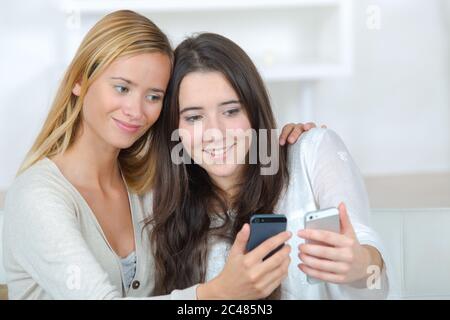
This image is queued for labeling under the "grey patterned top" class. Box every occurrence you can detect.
[120,251,137,290]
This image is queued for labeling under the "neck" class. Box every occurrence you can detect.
[210,169,244,202]
[52,123,121,190]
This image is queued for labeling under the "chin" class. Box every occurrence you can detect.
[108,136,140,150]
[108,131,147,150]
[204,164,240,179]
[115,141,135,149]
[106,122,150,150]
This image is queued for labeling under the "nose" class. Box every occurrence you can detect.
[122,94,144,120]
[202,114,226,143]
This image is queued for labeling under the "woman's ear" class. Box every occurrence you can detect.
[72,82,82,96]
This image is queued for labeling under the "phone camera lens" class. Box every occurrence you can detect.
[261,219,265,223]
[309,216,313,220]
[255,218,260,223]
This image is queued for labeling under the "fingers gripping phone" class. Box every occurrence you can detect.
[304,207,340,284]
[246,214,287,260]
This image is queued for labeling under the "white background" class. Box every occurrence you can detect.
[0,0,449,206]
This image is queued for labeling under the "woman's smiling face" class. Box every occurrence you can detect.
[178,71,252,188]
[73,52,172,150]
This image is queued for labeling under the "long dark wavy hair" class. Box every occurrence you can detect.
[147,33,290,296]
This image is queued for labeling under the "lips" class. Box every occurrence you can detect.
[203,143,236,159]
[113,118,142,133]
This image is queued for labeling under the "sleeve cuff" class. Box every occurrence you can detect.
[170,284,200,300]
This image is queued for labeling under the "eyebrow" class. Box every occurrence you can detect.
[218,99,241,106]
[110,77,165,94]
[179,106,203,115]
[179,100,241,115]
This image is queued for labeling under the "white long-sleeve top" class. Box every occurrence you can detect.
[205,128,391,299]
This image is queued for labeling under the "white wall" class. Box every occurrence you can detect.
[271,0,450,176]
[315,0,450,176]
[0,0,449,191]
[0,1,67,190]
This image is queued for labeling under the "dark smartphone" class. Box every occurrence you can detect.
[246,214,287,260]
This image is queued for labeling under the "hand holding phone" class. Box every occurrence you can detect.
[197,219,291,299]
[298,203,380,286]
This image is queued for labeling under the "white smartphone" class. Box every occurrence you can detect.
[303,207,340,284]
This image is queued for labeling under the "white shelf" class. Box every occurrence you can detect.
[63,0,341,13]
[61,0,353,82]
[261,63,351,82]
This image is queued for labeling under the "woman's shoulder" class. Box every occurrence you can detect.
[288,127,338,154]
[287,128,346,169]
[5,158,74,212]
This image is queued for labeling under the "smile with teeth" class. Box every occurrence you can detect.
[203,143,236,159]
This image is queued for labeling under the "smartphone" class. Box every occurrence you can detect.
[303,207,340,284]
[246,214,287,260]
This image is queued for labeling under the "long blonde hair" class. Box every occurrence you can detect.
[19,10,173,194]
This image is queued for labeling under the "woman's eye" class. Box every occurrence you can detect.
[114,85,129,94]
[146,94,162,102]
[184,115,203,123]
[224,108,240,116]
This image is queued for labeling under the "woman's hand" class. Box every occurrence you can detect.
[279,122,327,146]
[297,202,383,287]
[197,224,292,299]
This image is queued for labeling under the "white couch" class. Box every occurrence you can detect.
[0,208,449,299]
[0,211,4,285]
[371,208,450,299]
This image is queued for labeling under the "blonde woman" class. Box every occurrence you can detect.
[2,10,317,299]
